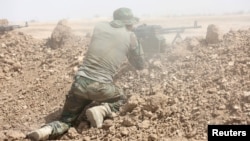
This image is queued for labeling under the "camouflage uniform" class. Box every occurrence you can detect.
[47,8,145,138]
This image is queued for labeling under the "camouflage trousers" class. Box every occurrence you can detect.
[47,75,127,138]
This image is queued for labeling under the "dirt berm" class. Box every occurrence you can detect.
[0,28,249,140]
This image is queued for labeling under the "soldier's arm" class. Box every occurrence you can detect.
[127,33,145,70]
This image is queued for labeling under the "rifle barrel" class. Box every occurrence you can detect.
[161,25,201,33]
[0,25,24,32]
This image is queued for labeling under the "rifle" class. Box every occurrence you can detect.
[161,21,201,44]
[134,21,202,54]
[0,22,28,34]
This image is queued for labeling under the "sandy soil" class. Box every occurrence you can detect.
[0,14,249,140]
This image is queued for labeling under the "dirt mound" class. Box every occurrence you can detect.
[0,27,249,140]
[206,24,223,44]
[0,31,89,140]
[47,19,84,49]
[0,19,8,26]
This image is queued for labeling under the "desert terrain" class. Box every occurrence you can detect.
[0,14,250,140]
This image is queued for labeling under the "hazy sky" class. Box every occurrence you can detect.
[0,0,249,21]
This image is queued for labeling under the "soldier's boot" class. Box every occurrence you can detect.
[27,125,53,141]
[86,103,112,128]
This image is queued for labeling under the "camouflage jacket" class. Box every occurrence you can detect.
[77,22,145,83]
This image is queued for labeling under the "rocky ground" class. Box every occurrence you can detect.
[0,25,249,140]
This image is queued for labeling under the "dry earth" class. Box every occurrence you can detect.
[0,14,250,140]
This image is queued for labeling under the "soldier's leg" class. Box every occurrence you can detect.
[85,82,128,128]
[27,76,94,140]
[47,93,92,138]
[85,82,126,128]
[86,82,127,112]
[48,76,94,138]
[101,85,127,112]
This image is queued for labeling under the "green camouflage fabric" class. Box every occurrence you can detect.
[47,121,69,139]
[61,76,126,122]
[46,76,127,139]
